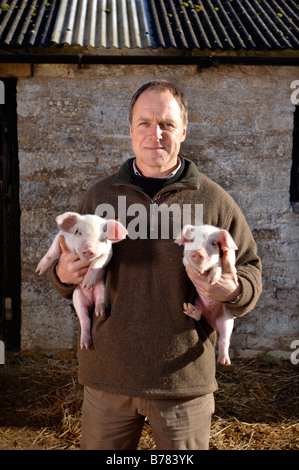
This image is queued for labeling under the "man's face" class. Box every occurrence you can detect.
[129,89,187,178]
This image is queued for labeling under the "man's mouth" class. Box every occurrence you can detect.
[145,146,164,150]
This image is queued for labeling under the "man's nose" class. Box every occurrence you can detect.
[150,124,163,140]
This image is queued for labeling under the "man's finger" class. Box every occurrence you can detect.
[222,251,239,283]
[222,250,234,273]
[58,234,69,253]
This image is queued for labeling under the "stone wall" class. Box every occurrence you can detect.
[11,62,298,358]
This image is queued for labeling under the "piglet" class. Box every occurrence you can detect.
[175,225,238,365]
[36,212,128,349]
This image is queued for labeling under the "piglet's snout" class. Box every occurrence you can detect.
[191,248,208,263]
[82,247,96,260]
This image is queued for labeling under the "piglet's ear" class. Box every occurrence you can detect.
[56,212,82,233]
[175,225,195,245]
[218,230,238,252]
[105,220,128,243]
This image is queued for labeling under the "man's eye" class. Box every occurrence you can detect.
[164,122,175,130]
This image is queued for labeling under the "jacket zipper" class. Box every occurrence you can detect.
[149,200,159,236]
[113,181,199,236]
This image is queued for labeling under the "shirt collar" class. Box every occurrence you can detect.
[132,157,182,179]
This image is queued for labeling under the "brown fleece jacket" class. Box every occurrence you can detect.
[50,158,262,398]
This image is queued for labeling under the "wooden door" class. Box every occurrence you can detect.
[0,78,20,349]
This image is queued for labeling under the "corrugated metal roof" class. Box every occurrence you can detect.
[0,0,154,47]
[0,0,298,49]
[148,0,299,50]
[51,0,153,47]
[0,0,59,46]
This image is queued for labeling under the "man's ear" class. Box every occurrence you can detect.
[181,124,187,142]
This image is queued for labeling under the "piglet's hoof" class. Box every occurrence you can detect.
[217,355,231,366]
[80,333,92,350]
[183,302,201,321]
[95,303,107,317]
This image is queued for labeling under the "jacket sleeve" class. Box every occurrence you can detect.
[223,201,262,317]
[49,259,76,300]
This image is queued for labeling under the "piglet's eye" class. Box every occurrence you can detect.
[74,229,82,236]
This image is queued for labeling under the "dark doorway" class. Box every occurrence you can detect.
[0,78,20,349]
[290,106,299,208]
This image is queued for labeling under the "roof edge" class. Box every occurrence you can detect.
[0,43,299,56]
[0,51,298,66]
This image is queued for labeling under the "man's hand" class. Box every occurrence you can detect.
[185,250,242,303]
[56,235,89,285]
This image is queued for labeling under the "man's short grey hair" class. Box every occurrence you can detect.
[129,80,188,126]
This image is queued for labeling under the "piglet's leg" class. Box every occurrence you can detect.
[93,275,106,317]
[215,307,234,366]
[82,267,99,289]
[183,296,203,321]
[82,255,110,289]
[36,234,61,274]
[207,265,222,285]
[73,286,93,350]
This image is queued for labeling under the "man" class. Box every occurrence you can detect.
[50,80,262,450]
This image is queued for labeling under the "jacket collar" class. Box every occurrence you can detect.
[113,157,201,187]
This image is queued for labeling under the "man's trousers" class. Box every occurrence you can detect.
[80,386,214,450]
